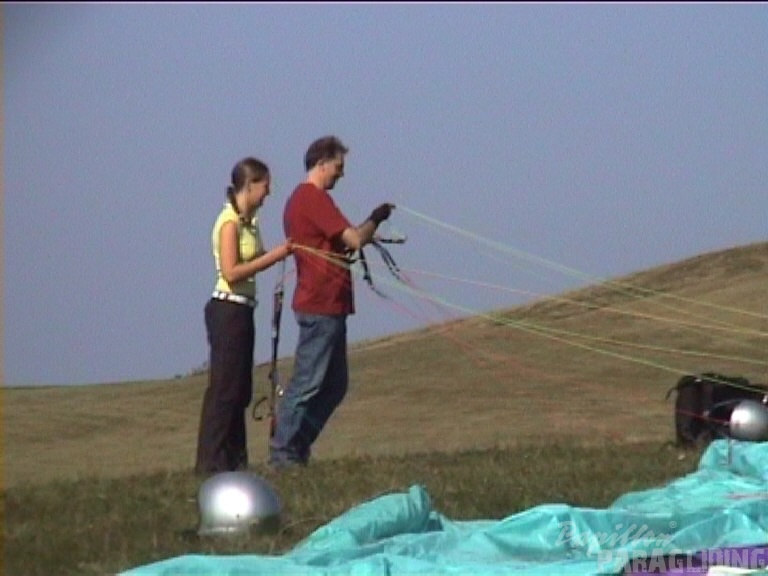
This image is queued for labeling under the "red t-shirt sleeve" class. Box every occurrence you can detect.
[284,184,352,242]
[313,194,352,241]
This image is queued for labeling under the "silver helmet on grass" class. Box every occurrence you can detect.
[197,471,281,536]
[729,400,768,442]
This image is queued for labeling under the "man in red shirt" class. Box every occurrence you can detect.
[270,136,393,468]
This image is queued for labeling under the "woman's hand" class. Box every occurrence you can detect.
[280,238,293,260]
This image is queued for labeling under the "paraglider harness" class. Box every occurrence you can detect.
[667,372,768,448]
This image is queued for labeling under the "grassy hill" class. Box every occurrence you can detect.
[5,241,767,488]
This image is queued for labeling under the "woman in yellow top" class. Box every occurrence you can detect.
[195,157,291,475]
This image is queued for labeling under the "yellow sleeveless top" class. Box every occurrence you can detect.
[211,202,264,300]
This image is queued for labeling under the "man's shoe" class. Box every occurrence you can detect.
[267,457,306,473]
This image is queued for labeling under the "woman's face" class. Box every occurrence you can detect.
[249,174,271,209]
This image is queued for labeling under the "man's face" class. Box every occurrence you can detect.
[321,154,345,190]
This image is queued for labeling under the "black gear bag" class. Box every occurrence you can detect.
[667,372,768,448]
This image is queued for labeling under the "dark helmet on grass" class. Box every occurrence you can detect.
[729,400,768,442]
[197,471,281,536]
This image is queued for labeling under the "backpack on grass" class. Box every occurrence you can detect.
[666,372,768,448]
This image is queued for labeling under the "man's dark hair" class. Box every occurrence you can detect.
[304,136,348,171]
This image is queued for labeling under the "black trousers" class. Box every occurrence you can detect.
[195,299,255,473]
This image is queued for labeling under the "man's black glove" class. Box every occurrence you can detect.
[368,203,394,226]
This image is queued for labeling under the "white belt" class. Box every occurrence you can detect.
[212,291,257,308]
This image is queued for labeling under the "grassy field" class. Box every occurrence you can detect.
[3,240,767,575]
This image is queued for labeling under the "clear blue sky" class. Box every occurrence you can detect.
[4,3,767,386]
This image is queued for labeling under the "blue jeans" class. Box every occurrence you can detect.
[270,313,348,465]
